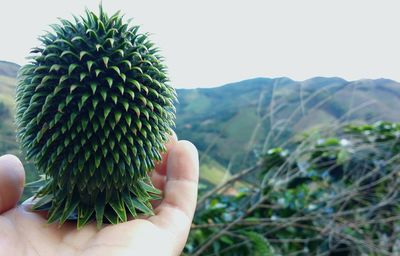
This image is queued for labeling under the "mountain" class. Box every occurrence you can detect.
[176,77,400,176]
[0,61,20,77]
[1,60,400,186]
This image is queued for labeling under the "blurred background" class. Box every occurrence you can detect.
[1,0,400,255]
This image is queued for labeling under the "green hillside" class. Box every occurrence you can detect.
[1,60,400,186]
[176,77,400,172]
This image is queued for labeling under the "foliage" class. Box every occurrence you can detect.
[186,122,400,255]
[15,6,176,228]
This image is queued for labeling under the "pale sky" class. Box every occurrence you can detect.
[0,0,399,88]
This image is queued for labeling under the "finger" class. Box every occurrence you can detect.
[150,132,178,207]
[0,155,25,214]
[149,141,199,245]
[151,171,166,192]
[154,131,178,176]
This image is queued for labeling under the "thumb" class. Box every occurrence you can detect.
[0,155,25,214]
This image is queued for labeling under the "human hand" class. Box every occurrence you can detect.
[0,136,199,256]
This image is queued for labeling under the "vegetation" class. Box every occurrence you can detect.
[1,60,400,254]
[186,122,400,255]
[15,6,176,228]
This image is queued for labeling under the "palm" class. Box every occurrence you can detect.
[2,208,174,255]
[0,138,199,256]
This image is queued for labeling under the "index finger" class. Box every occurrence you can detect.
[149,141,199,245]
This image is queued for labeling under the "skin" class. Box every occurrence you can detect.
[0,136,199,256]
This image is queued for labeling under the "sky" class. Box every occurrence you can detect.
[0,0,399,88]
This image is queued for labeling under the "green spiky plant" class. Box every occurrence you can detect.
[15,6,176,229]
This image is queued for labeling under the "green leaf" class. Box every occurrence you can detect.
[121,99,129,111]
[128,79,141,91]
[86,28,99,40]
[44,53,58,61]
[60,198,79,225]
[120,60,132,69]
[59,75,69,85]
[85,150,90,161]
[114,111,122,123]
[102,56,109,67]
[138,95,147,106]
[111,94,118,104]
[112,147,119,161]
[95,69,102,77]
[95,199,105,229]
[98,115,106,128]
[80,72,88,82]
[241,231,274,256]
[89,109,95,120]
[98,20,106,33]
[132,66,143,74]
[105,77,113,88]
[104,106,112,119]
[70,84,78,93]
[120,143,128,156]
[125,115,132,126]
[220,235,234,246]
[117,84,125,95]
[49,64,62,72]
[60,50,79,59]
[71,36,86,43]
[106,160,114,174]
[110,66,121,76]
[126,90,135,100]
[105,37,115,47]
[100,89,107,101]
[77,206,94,229]
[92,98,100,109]
[54,38,74,48]
[110,197,127,222]
[81,93,90,106]
[90,82,97,94]
[78,156,85,172]
[132,198,153,215]
[132,106,140,117]
[123,194,137,218]
[119,73,126,82]
[95,151,102,167]
[139,180,161,195]
[104,208,119,225]
[95,44,103,51]
[68,63,79,75]
[32,194,53,211]
[79,51,92,60]
[47,202,64,224]
[113,49,124,57]
[87,61,95,72]
[65,94,74,105]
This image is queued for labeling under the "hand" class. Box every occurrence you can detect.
[0,136,199,256]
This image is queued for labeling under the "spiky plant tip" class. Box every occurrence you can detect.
[16,6,176,229]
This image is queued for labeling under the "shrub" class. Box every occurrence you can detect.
[186,122,400,255]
